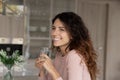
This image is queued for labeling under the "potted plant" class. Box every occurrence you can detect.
[0,49,24,80]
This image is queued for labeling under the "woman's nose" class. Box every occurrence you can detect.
[51,29,59,35]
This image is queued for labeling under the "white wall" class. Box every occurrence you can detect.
[105,2,120,80]
[76,1,120,80]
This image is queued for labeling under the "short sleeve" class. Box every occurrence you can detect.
[67,52,84,80]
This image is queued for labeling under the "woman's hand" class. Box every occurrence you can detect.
[35,55,46,78]
[35,54,45,70]
[39,54,55,74]
[35,53,60,80]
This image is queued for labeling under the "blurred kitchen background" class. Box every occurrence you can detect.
[0,0,120,80]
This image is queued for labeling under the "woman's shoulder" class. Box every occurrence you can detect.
[67,50,81,57]
[67,50,83,61]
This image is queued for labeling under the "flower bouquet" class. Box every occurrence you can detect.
[0,49,24,80]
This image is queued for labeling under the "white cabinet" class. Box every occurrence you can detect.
[0,15,24,56]
[0,16,24,40]
[0,16,10,38]
[27,0,51,58]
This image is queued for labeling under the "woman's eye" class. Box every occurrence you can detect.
[60,29,64,31]
[51,27,55,30]
[60,28,65,31]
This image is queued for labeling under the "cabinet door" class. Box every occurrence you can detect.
[26,0,51,59]
[11,16,24,38]
[0,16,24,43]
[0,16,11,38]
[77,1,108,80]
[52,0,75,17]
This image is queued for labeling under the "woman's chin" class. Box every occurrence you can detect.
[53,43,60,47]
[53,45,59,47]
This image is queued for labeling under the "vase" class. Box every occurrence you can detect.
[3,64,14,80]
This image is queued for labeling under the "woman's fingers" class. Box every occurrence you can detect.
[40,53,52,61]
[35,54,54,73]
[35,54,55,75]
[35,57,46,68]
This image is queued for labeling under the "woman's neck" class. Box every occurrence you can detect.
[59,47,69,56]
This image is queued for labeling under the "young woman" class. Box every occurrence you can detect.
[35,12,97,80]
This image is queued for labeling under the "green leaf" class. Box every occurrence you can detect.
[0,49,24,67]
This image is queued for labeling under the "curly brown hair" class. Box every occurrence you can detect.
[52,12,97,80]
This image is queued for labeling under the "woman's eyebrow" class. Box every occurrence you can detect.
[52,25,65,28]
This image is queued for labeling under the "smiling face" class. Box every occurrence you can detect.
[51,18,71,50]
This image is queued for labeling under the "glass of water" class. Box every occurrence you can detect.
[40,47,50,56]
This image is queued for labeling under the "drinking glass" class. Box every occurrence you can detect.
[40,47,50,56]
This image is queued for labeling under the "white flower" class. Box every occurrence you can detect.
[0,49,24,69]
[0,50,7,58]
